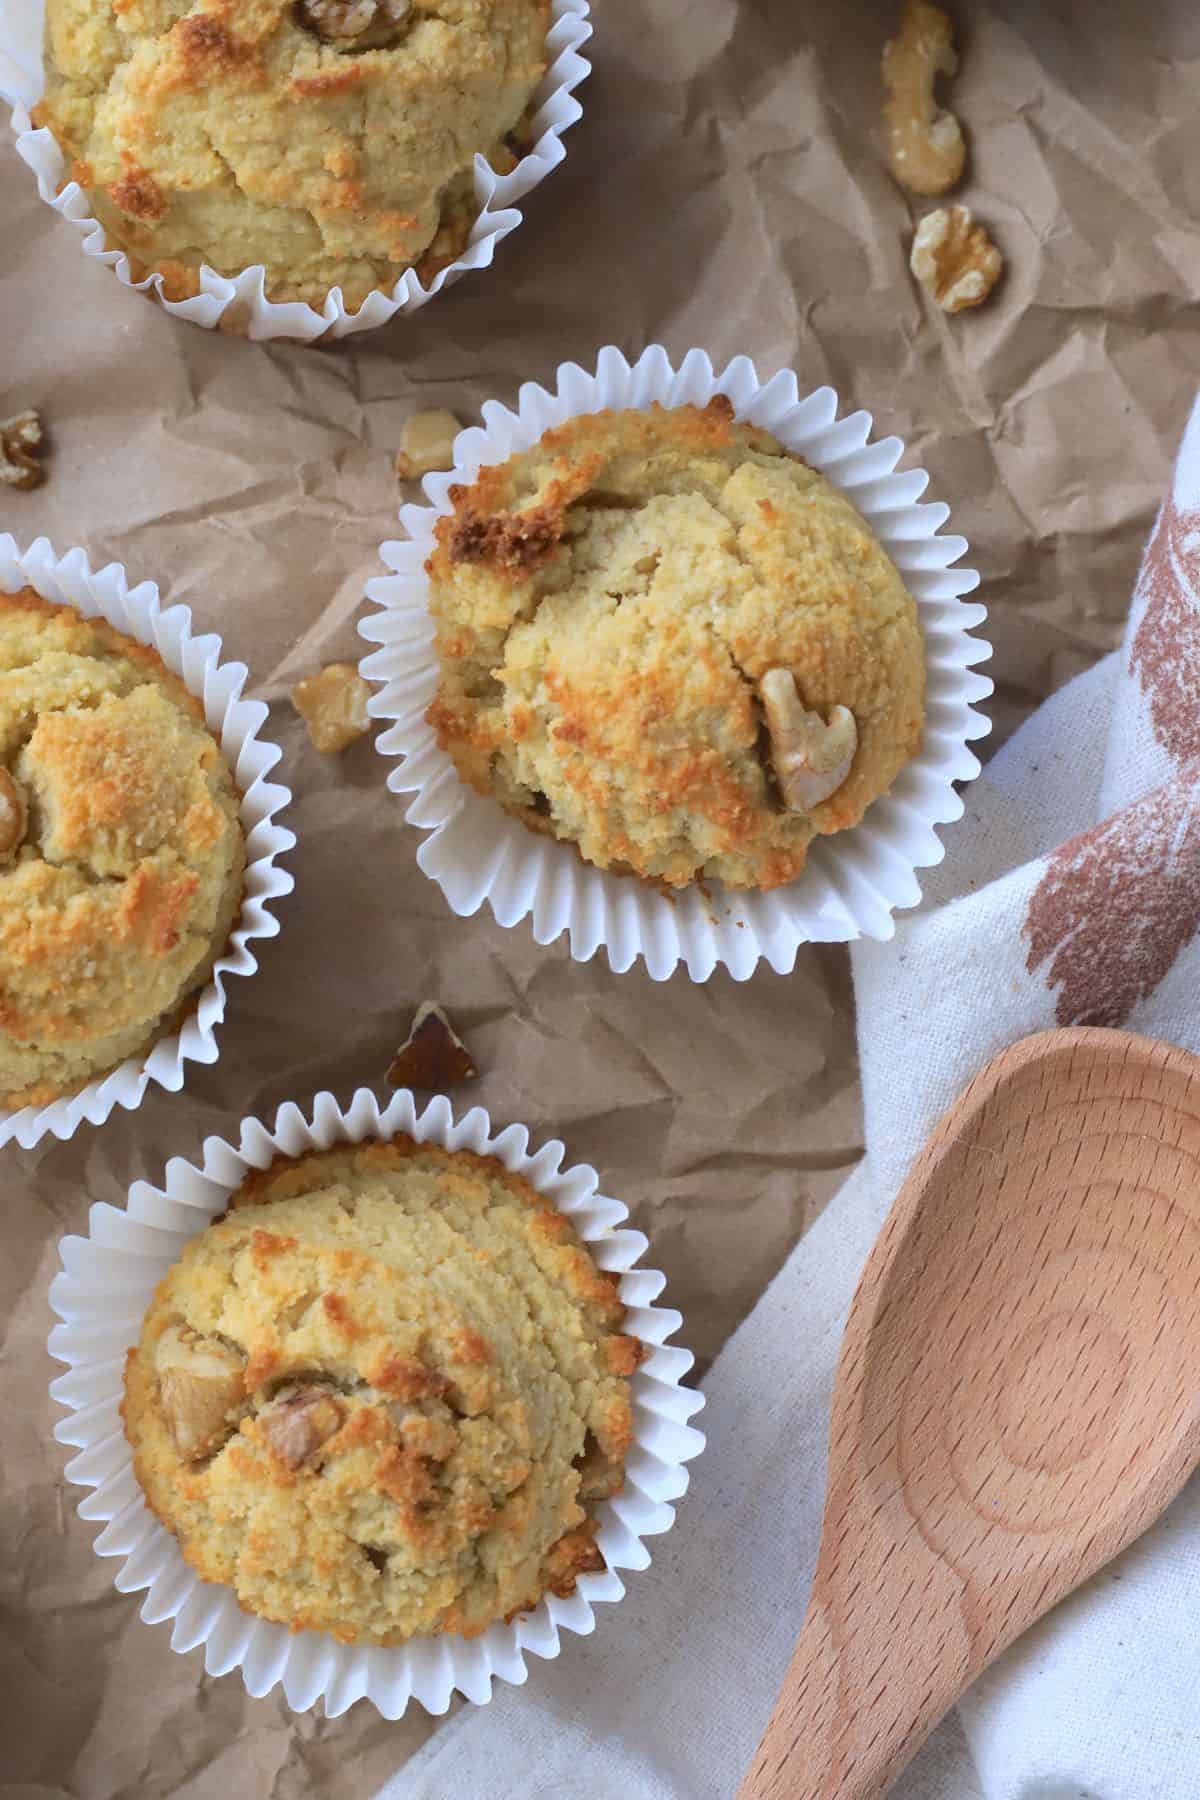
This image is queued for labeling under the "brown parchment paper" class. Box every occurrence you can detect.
[3,2,1200,1794]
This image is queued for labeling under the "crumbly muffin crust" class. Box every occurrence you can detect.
[426,400,926,891]
[122,1139,642,1645]
[0,589,244,1109]
[34,0,549,308]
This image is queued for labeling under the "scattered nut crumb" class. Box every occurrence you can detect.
[0,770,27,862]
[395,409,462,480]
[759,670,858,812]
[911,205,1002,312]
[156,1324,246,1462]
[387,1002,479,1091]
[298,0,408,43]
[259,1387,343,1468]
[292,662,371,754]
[882,0,965,197]
[0,409,48,491]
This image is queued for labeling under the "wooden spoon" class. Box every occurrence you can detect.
[741,1027,1200,1800]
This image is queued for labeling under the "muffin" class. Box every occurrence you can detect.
[33,0,550,308]
[122,1138,643,1645]
[425,398,926,891]
[0,590,245,1109]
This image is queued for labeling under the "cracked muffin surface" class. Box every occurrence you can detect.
[33,0,549,308]
[0,589,244,1109]
[426,399,926,891]
[122,1139,642,1645]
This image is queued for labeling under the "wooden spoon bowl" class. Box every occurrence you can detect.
[741,1027,1200,1800]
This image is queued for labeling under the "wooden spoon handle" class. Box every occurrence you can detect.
[738,1588,958,1800]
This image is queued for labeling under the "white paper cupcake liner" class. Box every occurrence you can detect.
[0,0,589,341]
[48,1087,705,1718]
[359,344,993,982]
[0,534,294,1149]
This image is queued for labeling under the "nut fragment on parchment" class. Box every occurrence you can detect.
[387,1002,479,1090]
[0,409,48,491]
[292,662,371,753]
[395,409,462,480]
[882,0,965,197]
[910,205,1002,312]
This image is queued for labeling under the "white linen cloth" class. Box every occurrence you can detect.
[388,394,1200,1800]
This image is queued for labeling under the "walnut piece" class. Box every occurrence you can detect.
[395,409,462,480]
[298,0,409,44]
[0,770,27,863]
[259,1388,343,1468]
[292,662,371,754]
[387,1002,479,1091]
[759,670,858,813]
[0,409,48,492]
[911,205,1002,312]
[882,0,966,197]
[156,1325,246,1462]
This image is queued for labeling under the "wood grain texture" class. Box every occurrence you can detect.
[740,1028,1200,1800]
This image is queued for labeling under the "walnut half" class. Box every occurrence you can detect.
[156,1325,246,1462]
[911,205,1002,313]
[0,770,27,863]
[882,0,966,197]
[759,670,858,813]
[0,410,48,491]
[297,0,409,45]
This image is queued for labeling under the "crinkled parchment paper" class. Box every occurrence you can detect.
[3,1,1200,1793]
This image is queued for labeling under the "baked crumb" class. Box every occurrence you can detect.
[395,409,462,479]
[292,662,371,753]
[33,0,551,309]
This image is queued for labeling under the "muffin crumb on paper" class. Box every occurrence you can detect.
[292,662,371,753]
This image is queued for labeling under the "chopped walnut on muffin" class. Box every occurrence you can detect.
[291,663,371,753]
[123,1139,644,1644]
[425,401,925,891]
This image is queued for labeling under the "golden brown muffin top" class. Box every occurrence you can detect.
[34,0,549,307]
[426,400,926,891]
[0,590,244,1109]
[122,1139,643,1645]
